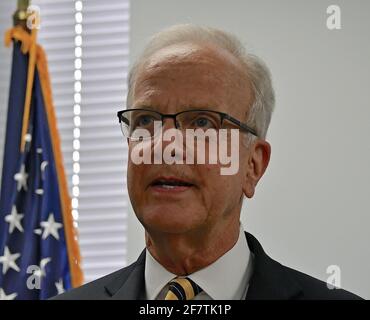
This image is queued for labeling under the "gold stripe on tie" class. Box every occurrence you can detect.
[164,277,202,300]
[164,290,179,300]
[174,278,195,300]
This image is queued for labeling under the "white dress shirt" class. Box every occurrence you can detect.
[144,223,253,300]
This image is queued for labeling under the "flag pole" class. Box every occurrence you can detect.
[20,28,37,152]
[12,0,38,152]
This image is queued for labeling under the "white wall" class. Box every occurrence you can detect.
[127,0,370,298]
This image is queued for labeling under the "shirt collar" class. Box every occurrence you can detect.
[145,248,177,300]
[145,223,252,300]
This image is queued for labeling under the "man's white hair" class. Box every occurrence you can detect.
[127,24,275,139]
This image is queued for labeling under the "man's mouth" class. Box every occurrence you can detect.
[149,176,194,192]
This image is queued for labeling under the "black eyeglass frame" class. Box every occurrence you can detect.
[117,108,258,137]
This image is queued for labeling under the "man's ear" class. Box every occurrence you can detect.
[242,139,271,198]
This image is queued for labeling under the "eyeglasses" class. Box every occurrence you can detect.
[117,108,258,139]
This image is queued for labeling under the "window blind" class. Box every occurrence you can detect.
[0,2,15,186]
[32,0,130,283]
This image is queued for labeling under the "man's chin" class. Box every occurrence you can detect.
[139,207,205,234]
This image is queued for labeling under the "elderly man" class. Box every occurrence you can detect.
[54,24,361,300]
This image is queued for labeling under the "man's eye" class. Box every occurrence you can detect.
[193,117,216,129]
[136,115,155,127]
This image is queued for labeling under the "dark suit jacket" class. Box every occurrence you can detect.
[52,232,362,300]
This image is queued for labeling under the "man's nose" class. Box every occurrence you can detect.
[153,118,186,162]
[160,118,183,146]
[162,117,178,131]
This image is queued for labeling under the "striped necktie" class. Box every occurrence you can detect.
[164,277,203,300]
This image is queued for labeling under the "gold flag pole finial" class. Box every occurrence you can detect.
[13,0,30,30]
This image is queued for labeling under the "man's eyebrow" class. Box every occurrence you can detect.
[183,105,215,110]
[132,104,217,111]
[132,104,156,110]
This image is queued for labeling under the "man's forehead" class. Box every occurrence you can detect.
[140,42,246,77]
[132,42,253,115]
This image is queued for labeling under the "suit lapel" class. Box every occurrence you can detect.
[244,232,303,299]
[104,249,147,300]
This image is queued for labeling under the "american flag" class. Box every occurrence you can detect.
[0,27,83,300]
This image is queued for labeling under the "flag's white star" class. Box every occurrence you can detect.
[4,205,24,234]
[40,213,62,240]
[33,257,51,279]
[34,228,42,235]
[24,133,32,143]
[0,288,17,300]
[0,246,21,275]
[55,278,65,294]
[14,164,28,191]
[35,189,44,195]
[40,161,48,174]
